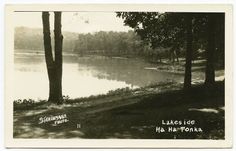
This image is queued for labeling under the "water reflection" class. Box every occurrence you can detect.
[76,56,183,87]
[14,53,183,100]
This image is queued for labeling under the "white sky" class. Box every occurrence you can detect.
[14,12,132,33]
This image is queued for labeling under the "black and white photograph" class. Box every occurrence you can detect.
[4,4,233,148]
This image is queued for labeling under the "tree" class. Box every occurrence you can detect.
[205,13,224,86]
[117,12,193,89]
[184,14,193,89]
[42,12,63,104]
[204,14,216,86]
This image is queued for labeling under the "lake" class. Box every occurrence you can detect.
[14,52,184,100]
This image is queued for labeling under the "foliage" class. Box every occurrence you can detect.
[116,12,185,49]
[13,99,47,110]
[14,27,78,52]
[107,87,132,95]
[116,12,224,62]
[14,27,181,62]
[74,31,145,56]
[14,98,36,105]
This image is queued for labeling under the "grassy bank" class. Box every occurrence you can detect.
[13,81,224,139]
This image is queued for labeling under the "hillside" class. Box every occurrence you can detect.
[14,26,78,52]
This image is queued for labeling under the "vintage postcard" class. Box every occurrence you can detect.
[5,4,233,148]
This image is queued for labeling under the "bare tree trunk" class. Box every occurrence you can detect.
[42,12,63,104]
[184,14,193,89]
[205,14,216,86]
[54,12,63,103]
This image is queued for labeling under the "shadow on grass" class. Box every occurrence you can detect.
[13,81,224,139]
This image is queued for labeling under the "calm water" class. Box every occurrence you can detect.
[14,52,184,100]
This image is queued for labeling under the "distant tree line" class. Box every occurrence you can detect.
[15,27,187,62]
[14,27,77,53]
[74,31,143,56]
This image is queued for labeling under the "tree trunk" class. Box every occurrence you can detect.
[42,12,63,104]
[205,14,216,86]
[184,14,193,89]
[54,12,63,103]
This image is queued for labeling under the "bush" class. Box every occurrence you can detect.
[13,99,47,110]
[107,87,132,96]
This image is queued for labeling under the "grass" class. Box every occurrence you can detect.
[13,81,224,139]
[14,81,178,110]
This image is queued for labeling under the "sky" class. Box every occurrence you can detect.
[14,12,133,33]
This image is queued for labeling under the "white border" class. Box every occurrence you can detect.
[4,4,233,149]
